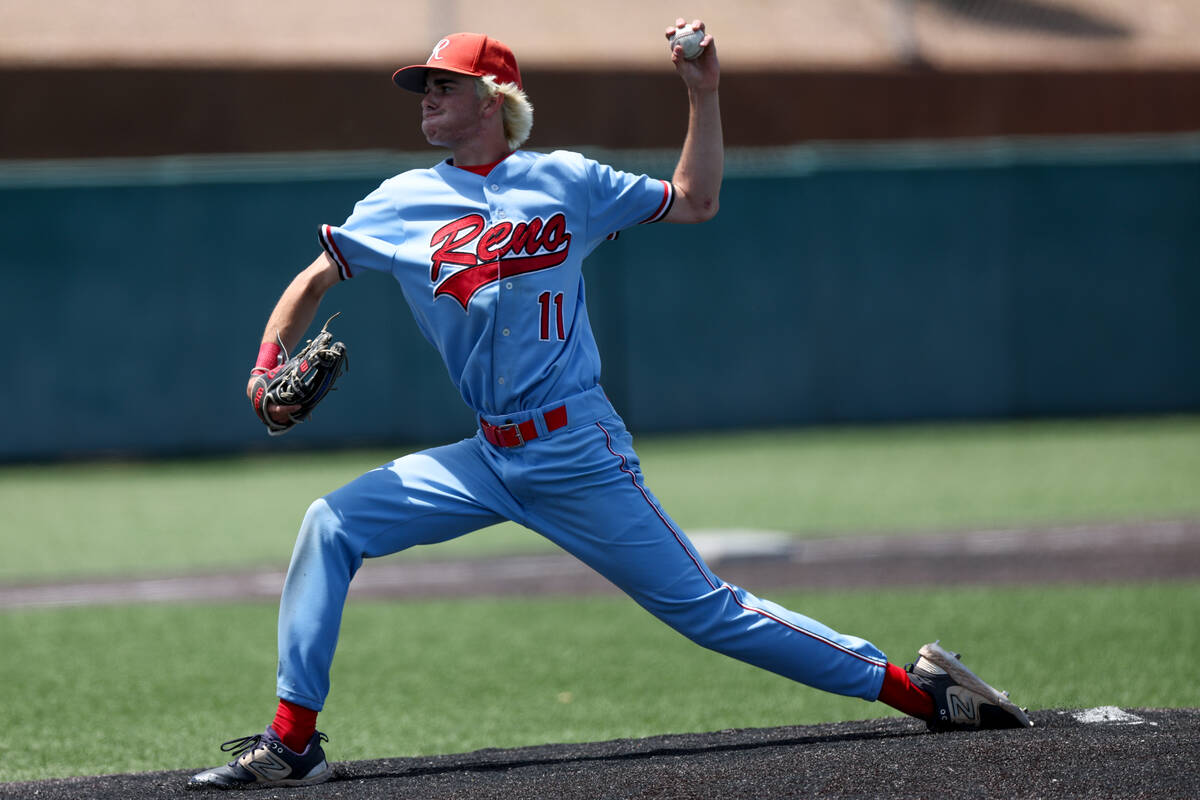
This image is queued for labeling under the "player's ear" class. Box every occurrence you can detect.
[480,92,504,117]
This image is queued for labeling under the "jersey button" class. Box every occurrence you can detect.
[490,183,500,191]
[498,377,506,385]
[505,282,513,289]
[502,328,511,336]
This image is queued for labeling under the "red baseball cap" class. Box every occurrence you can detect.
[393,33,522,93]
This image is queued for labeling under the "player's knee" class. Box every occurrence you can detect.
[286,496,366,582]
[297,498,346,549]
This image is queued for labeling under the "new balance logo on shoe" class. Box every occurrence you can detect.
[947,687,978,724]
[239,745,292,780]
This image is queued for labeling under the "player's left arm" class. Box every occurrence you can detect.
[664,18,722,225]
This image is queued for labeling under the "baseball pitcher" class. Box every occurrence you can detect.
[191,19,1030,790]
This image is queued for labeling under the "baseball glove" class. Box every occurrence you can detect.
[250,313,349,436]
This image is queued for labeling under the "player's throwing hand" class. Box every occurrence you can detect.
[666,18,718,90]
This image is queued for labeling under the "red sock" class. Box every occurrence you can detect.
[271,699,319,753]
[877,662,936,721]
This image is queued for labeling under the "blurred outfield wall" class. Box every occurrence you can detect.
[2,135,1198,460]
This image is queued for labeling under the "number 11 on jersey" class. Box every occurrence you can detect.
[538,291,565,341]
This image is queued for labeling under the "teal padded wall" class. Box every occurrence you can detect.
[2,137,1197,460]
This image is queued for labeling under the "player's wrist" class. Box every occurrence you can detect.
[685,83,719,102]
[252,341,284,375]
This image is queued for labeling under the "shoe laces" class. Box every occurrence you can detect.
[219,731,329,759]
[220,733,267,758]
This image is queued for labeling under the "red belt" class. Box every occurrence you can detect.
[480,405,568,447]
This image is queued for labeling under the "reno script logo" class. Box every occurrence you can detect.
[428,212,572,310]
[428,39,451,62]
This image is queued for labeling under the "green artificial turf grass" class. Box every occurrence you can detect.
[4,415,1199,583]
[641,415,1200,534]
[1,581,1196,783]
[0,450,545,583]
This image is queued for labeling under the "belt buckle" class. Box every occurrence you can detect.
[497,422,525,447]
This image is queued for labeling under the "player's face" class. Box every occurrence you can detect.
[421,71,488,149]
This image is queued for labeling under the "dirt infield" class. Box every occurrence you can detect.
[4,708,1196,799]
[2,519,1197,610]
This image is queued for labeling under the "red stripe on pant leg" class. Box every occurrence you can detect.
[596,422,717,591]
[596,422,886,670]
[721,585,887,667]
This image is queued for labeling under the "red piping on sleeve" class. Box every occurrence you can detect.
[319,224,353,280]
[639,180,675,224]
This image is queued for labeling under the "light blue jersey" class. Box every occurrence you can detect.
[318,150,673,414]
[277,149,889,714]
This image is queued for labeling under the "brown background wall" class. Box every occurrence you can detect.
[5,65,1200,159]
[5,0,1199,158]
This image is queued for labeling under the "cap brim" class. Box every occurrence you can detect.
[392,64,483,93]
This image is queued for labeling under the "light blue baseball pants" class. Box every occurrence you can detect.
[275,386,888,711]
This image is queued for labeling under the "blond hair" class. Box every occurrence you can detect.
[476,75,534,151]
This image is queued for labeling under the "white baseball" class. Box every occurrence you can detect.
[669,24,706,61]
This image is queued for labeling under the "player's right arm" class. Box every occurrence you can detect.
[245,252,342,416]
[663,18,721,225]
